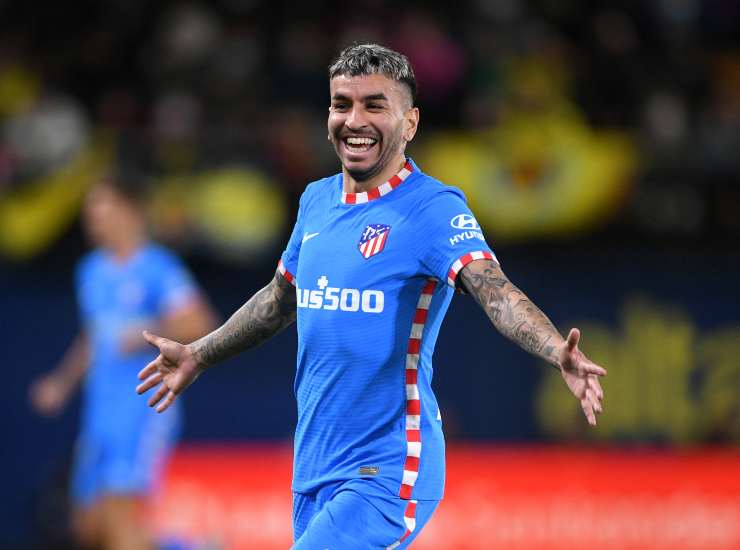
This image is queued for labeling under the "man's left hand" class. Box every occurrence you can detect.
[558,328,606,426]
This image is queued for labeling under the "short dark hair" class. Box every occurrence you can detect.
[98,165,150,207]
[328,43,417,106]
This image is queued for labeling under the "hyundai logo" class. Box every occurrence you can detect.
[450,214,481,230]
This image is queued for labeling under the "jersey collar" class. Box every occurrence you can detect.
[340,160,414,205]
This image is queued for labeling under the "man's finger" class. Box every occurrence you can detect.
[567,328,580,352]
[576,380,588,400]
[586,389,602,414]
[136,372,163,395]
[156,391,177,413]
[588,375,604,400]
[581,398,596,426]
[143,330,168,350]
[583,360,607,377]
[138,359,161,381]
[147,384,169,408]
[578,357,607,377]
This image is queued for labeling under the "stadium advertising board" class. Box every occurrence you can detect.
[153,444,740,549]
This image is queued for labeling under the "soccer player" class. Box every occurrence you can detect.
[136,44,606,549]
[30,176,217,550]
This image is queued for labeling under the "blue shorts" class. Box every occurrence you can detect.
[292,479,440,549]
[71,406,180,506]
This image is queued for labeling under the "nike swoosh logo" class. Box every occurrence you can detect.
[302,232,320,244]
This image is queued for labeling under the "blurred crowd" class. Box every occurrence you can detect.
[1,0,739,264]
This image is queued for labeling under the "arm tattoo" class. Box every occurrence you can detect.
[459,259,562,368]
[190,269,297,368]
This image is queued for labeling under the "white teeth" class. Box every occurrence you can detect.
[346,137,376,145]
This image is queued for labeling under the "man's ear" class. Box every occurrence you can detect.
[404,107,420,142]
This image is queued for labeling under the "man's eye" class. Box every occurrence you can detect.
[332,104,348,110]
[367,104,382,110]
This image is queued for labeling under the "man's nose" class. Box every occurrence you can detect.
[345,106,367,129]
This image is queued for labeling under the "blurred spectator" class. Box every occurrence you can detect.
[1,0,738,261]
[390,10,467,117]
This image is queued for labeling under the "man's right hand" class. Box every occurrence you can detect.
[136,331,203,413]
[29,374,71,416]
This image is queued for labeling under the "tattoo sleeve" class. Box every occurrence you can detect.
[190,268,297,368]
[458,259,562,368]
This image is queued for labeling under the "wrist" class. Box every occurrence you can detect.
[187,342,211,372]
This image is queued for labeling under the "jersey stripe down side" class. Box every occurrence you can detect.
[399,278,436,500]
[386,499,419,549]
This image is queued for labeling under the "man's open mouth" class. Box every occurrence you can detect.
[343,136,378,153]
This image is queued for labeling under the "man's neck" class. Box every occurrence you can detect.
[342,155,407,194]
[109,232,146,262]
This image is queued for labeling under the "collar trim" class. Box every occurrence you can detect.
[341,161,414,205]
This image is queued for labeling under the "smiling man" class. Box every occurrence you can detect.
[137,44,606,549]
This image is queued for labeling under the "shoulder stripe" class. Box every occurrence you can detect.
[447,250,496,287]
[277,259,296,286]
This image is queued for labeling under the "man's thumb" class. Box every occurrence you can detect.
[567,328,580,351]
[142,330,164,349]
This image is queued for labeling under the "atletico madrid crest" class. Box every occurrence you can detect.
[358,224,391,259]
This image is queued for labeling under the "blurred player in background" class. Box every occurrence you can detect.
[136,44,606,549]
[30,175,217,550]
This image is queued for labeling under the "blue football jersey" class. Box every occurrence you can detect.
[76,243,198,428]
[280,159,496,501]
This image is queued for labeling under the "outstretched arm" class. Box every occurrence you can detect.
[458,259,563,366]
[458,258,606,425]
[29,332,89,416]
[191,268,296,367]
[136,268,296,412]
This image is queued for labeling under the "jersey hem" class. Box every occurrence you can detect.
[291,480,444,501]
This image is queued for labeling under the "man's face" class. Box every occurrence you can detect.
[83,183,137,247]
[328,73,419,182]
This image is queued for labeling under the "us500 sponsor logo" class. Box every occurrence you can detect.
[296,276,384,313]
